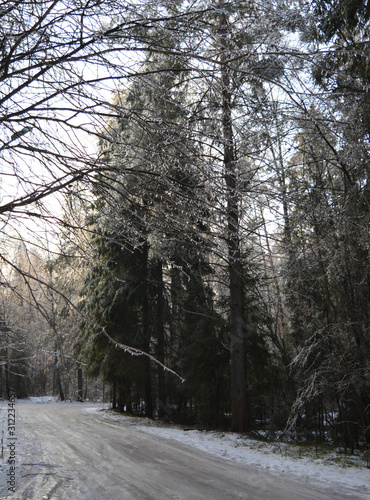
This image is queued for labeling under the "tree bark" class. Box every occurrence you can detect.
[112,379,117,409]
[54,354,65,401]
[77,367,83,402]
[155,259,166,418]
[142,242,153,418]
[219,9,247,432]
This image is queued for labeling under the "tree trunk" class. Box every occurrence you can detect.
[118,383,124,412]
[5,359,9,397]
[54,355,65,401]
[77,367,83,402]
[155,259,166,418]
[112,380,117,409]
[219,9,247,432]
[142,241,153,418]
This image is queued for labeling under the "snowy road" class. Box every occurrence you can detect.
[0,402,366,500]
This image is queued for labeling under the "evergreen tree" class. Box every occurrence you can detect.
[283,111,370,447]
[76,38,215,418]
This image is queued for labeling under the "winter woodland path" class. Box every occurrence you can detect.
[0,402,365,499]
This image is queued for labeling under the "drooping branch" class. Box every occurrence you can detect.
[103,329,185,383]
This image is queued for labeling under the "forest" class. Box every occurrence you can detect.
[0,0,369,451]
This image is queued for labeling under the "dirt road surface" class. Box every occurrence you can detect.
[0,403,364,499]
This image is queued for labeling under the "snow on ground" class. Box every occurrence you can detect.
[87,407,370,500]
[141,425,370,499]
[27,396,59,403]
[1,401,369,499]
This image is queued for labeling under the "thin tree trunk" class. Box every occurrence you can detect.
[118,383,124,412]
[142,242,153,418]
[112,379,117,409]
[261,210,287,347]
[77,367,83,402]
[5,357,9,397]
[54,354,65,401]
[155,259,166,418]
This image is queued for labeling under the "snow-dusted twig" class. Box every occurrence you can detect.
[102,328,185,383]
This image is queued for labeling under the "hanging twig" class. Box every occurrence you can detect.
[102,328,185,383]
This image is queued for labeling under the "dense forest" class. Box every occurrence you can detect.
[0,0,369,450]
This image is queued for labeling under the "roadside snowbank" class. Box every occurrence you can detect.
[141,425,370,498]
[88,407,370,500]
